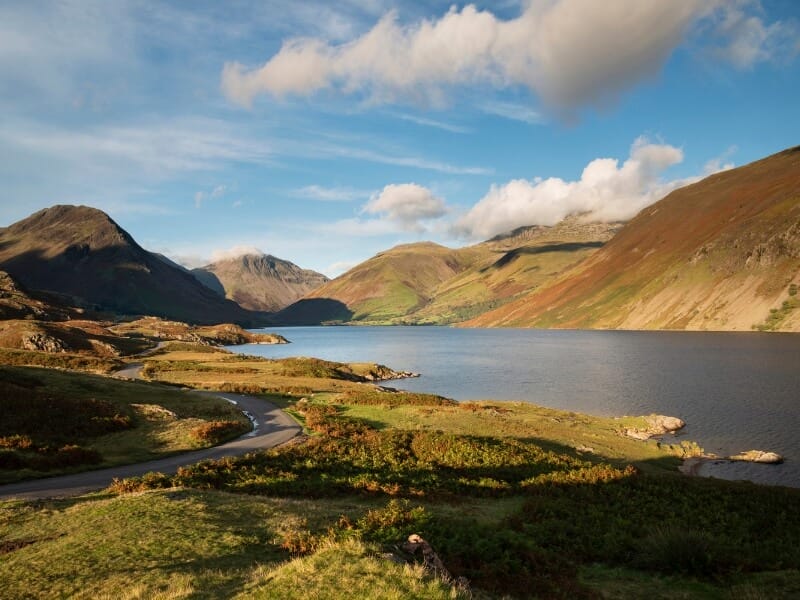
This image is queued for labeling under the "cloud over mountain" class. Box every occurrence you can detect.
[454,137,697,240]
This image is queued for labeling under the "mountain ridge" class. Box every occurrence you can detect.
[464,146,800,331]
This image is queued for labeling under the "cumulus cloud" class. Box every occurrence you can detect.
[454,137,698,240]
[221,1,713,112]
[363,183,447,232]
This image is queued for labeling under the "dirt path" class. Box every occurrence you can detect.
[0,391,301,500]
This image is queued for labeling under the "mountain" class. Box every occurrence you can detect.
[0,205,260,325]
[465,146,800,331]
[276,220,619,325]
[192,253,328,312]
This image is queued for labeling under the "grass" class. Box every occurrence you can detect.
[0,365,249,483]
[138,348,409,397]
[3,350,800,598]
[0,347,122,373]
[104,397,800,597]
[754,290,799,331]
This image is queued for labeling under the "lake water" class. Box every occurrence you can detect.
[233,327,800,488]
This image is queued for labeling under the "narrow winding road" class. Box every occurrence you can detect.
[0,390,301,500]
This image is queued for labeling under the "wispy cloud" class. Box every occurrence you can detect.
[2,118,274,178]
[394,113,471,133]
[316,142,492,175]
[292,184,373,202]
[479,101,544,125]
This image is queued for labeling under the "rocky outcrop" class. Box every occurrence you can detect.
[22,333,68,353]
[728,450,784,464]
[361,364,420,381]
[625,415,685,440]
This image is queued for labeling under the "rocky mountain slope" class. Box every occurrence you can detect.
[0,205,259,325]
[276,220,619,325]
[192,253,328,312]
[0,270,82,321]
[465,146,800,331]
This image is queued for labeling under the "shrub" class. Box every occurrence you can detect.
[189,420,249,444]
[632,526,731,577]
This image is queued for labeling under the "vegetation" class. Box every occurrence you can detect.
[0,347,122,373]
[0,365,249,483]
[110,317,287,345]
[2,348,799,597]
[754,292,799,331]
[102,397,800,597]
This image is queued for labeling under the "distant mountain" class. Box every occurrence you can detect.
[466,146,800,331]
[192,253,328,312]
[276,220,619,325]
[0,205,261,325]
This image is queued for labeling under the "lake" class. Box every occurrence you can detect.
[232,326,800,488]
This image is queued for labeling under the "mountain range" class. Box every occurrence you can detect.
[1,146,798,331]
[276,219,620,325]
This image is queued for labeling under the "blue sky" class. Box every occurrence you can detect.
[1,1,798,277]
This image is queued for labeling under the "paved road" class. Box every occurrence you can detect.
[0,391,301,500]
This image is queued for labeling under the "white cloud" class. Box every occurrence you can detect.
[454,137,699,240]
[293,184,372,202]
[709,1,799,68]
[363,183,447,232]
[479,101,543,125]
[394,113,471,133]
[210,245,264,263]
[194,191,206,208]
[327,260,359,277]
[221,2,712,113]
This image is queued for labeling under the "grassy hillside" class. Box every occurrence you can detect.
[278,221,617,325]
[467,147,800,331]
[0,365,248,483]
[3,387,799,598]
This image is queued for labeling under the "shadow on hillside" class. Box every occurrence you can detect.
[485,241,605,271]
[271,298,354,326]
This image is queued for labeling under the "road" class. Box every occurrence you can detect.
[0,391,301,500]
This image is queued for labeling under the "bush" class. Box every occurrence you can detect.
[189,420,250,445]
[632,526,731,576]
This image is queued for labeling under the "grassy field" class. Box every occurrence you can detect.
[2,348,799,598]
[139,346,411,396]
[0,364,249,483]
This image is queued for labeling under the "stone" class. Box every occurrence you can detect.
[728,450,784,464]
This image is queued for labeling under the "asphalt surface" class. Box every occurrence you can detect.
[0,391,301,500]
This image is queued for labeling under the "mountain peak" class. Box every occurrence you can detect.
[0,204,257,325]
[192,252,328,312]
[5,204,135,251]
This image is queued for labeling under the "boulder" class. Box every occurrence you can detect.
[728,450,784,464]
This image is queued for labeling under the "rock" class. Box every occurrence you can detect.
[728,450,784,464]
[22,333,67,353]
[624,414,685,440]
[646,415,686,434]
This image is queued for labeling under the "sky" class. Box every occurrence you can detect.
[1,0,799,277]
